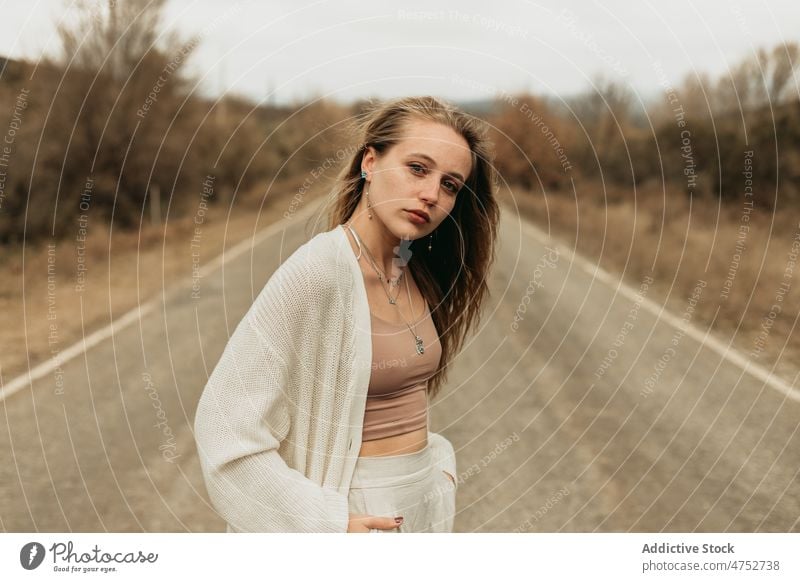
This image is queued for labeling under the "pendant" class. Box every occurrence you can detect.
[389,297,396,304]
[415,336,425,355]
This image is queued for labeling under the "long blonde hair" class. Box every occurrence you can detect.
[327,96,500,400]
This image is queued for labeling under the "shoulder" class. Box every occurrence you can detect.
[279,227,348,284]
[252,226,352,311]
[238,225,355,362]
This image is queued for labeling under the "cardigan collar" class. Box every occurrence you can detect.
[333,223,373,410]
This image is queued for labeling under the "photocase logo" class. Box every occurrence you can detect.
[19,542,46,570]
[392,237,414,268]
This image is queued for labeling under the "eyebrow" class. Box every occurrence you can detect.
[407,153,466,183]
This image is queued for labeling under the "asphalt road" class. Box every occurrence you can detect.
[1,202,798,532]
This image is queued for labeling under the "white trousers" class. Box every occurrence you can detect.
[347,435,457,533]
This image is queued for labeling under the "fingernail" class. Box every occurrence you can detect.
[395,517,404,524]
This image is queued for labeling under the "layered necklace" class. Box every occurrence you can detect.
[344,222,425,356]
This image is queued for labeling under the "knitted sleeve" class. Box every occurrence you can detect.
[193,249,350,533]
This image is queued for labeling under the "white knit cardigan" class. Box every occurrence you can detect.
[194,223,457,533]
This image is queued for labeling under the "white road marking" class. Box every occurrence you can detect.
[0,202,321,401]
[4,205,797,404]
[518,218,800,403]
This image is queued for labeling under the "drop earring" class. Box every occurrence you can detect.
[428,232,433,251]
[361,170,372,219]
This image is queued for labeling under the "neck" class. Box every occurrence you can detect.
[345,207,407,279]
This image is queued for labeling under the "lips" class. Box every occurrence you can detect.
[406,209,430,223]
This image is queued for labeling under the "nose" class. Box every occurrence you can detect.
[418,174,439,209]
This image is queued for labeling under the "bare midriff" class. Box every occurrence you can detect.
[358,426,428,457]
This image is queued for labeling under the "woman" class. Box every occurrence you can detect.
[194,95,499,533]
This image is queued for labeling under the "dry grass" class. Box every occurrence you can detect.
[501,179,800,382]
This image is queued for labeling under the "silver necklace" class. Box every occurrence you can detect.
[357,232,404,303]
[345,223,425,355]
[344,222,403,295]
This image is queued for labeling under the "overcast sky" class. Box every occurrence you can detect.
[2,0,798,105]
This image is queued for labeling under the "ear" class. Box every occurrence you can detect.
[361,146,377,178]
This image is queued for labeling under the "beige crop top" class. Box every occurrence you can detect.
[361,301,442,442]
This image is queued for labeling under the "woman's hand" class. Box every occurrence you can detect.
[347,513,403,533]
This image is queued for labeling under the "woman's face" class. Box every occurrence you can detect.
[361,118,473,241]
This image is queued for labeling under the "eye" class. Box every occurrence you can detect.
[409,162,427,175]
[443,180,460,194]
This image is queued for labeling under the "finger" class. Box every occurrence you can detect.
[348,514,376,533]
[369,515,404,530]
